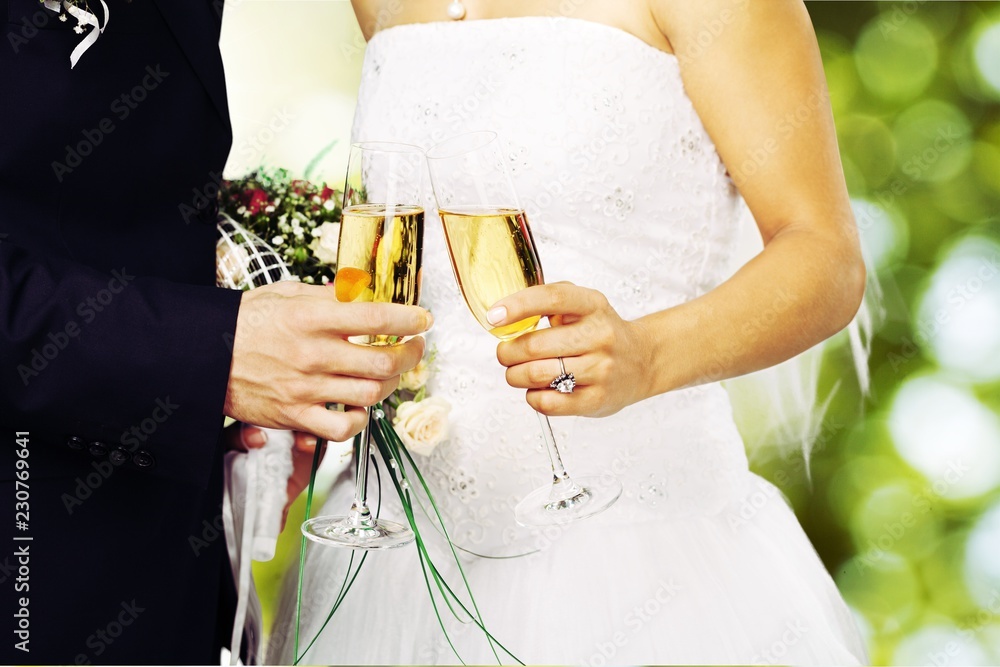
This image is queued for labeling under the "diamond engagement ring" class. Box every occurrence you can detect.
[550,357,577,394]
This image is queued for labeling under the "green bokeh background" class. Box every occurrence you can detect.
[241,3,1000,664]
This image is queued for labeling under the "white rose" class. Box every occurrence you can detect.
[399,358,431,393]
[393,397,452,456]
[311,221,341,265]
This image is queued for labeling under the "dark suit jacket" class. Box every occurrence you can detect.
[1,0,243,662]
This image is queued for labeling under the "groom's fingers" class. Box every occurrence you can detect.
[307,375,400,408]
[295,404,369,444]
[226,284,429,433]
[320,336,426,381]
[317,301,433,337]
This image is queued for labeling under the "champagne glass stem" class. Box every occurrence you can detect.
[347,407,376,529]
[536,412,586,504]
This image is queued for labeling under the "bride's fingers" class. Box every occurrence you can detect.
[293,431,320,453]
[486,282,605,327]
[505,355,599,390]
[224,422,269,452]
[525,386,602,417]
[497,323,593,367]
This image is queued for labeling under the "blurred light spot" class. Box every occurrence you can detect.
[841,155,868,194]
[923,532,982,617]
[836,552,921,633]
[930,176,995,226]
[839,115,897,187]
[893,100,973,183]
[889,376,1000,499]
[974,22,1000,96]
[850,482,942,560]
[828,455,906,527]
[892,624,993,666]
[916,236,1000,381]
[855,16,938,102]
[973,142,1000,197]
[965,503,1000,609]
[852,199,909,269]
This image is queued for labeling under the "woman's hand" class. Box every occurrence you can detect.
[224,423,324,531]
[490,282,656,418]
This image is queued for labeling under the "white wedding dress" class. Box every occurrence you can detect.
[269,17,868,665]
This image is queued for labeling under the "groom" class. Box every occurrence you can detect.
[0,0,427,663]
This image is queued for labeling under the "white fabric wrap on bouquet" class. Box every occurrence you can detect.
[222,429,296,665]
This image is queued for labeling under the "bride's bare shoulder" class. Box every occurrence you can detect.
[649,0,810,57]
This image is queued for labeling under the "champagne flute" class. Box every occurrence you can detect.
[426,131,622,526]
[302,141,425,549]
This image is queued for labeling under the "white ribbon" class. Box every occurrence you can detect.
[42,0,110,68]
[222,429,296,665]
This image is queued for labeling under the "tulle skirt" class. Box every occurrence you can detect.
[267,471,868,665]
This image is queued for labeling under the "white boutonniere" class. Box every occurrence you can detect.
[39,0,110,68]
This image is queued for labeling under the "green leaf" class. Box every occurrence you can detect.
[305,140,339,181]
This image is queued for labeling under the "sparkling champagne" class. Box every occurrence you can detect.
[439,207,544,340]
[335,203,424,345]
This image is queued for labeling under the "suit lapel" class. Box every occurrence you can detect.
[152,0,229,123]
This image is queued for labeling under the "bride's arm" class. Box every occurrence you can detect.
[492,0,865,417]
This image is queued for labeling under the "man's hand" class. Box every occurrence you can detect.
[224,282,431,443]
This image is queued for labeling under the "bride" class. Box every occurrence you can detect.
[270,0,870,663]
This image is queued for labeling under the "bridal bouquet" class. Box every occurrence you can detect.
[218,169,517,665]
[218,168,341,287]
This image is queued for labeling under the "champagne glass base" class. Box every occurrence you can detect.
[302,516,414,550]
[514,475,623,527]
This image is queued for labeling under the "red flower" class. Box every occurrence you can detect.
[245,189,269,215]
[320,185,336,201]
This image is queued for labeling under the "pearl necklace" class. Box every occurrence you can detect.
[447,0,467,20]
